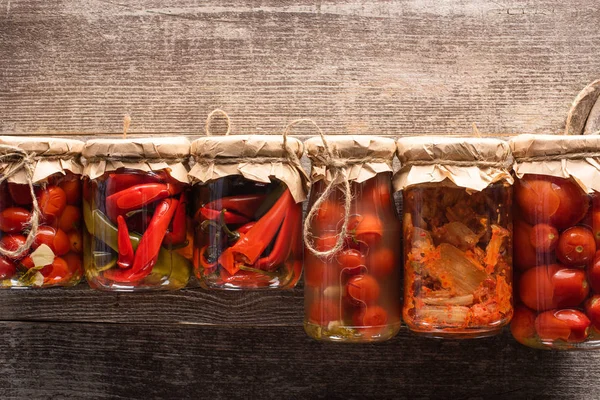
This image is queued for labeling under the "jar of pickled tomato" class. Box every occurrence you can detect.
[189,135,308,290]
[303,136,402,342]
[81,137,192,291]
[510,134,600,349]
[0,136,85,288]
[395,137,514,338]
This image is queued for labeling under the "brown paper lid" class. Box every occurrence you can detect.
[82,137,191,183]
[0,136,84,183]
[393,136,513,192]
[304,135,395,184]
[510,134,600,193]
[188,135,308,203]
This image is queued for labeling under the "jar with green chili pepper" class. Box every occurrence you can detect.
[303,135,402,342]
[189,133,309,290]
[0,137,85,288]
[81,138,192,291]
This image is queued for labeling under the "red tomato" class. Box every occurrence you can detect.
[514,220,540,270]
[33,226,70,256]
[361,177,393,211]
[353,214,383,246]
[530,223,559,253]
[43,257,73,285]
[313,200,344,234]
[360,305,389,327]
[346,274,380,305]
[0,208,31,233]
[68,231,82,254]
[591,210,600,247]
[0,234,27,260]
[63,252,83,275]
[307,299,340,325]
[336,249,366,274]
[587,251,600,292]
[535,309,590,343]
[57,205,81,233]
[515,175,588,229]
[510,306,538,346]
[585,295,600,330]
[557,226,596,266]
[8,183,33,205]
[59,178,81,205]
[368,247,396,278]
[303,258,334,288]
[0,257,16,280]
[37,186,67,222]
[519,265,589,311]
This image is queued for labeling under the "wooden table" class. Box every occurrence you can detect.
[1,1,600,398]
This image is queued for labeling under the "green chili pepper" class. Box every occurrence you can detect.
[83,200,191,287]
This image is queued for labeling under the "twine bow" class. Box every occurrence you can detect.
[293,120,353,259]
[0,145,41,259]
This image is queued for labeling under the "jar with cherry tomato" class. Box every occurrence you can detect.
[303,136,401,342]
[510,134,600,349]
[81,138,192,291]
[395,137,514,338]
[188,135,308,289]
[0,137,85,288]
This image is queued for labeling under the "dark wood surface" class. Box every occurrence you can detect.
[2,0,600,399]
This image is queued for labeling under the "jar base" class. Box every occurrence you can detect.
[408,326,503,339]
[304,321,401,343]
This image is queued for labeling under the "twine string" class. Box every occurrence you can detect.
[205,109,231,136]
[0,145,41,259]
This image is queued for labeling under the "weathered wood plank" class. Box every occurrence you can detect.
[0,322,597,399]
[1,0,599,136]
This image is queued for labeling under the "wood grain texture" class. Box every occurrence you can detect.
[1,0,600,136]
[0,322,598,399]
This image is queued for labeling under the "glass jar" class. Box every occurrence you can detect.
[189,135,308,290]
[82,138,192,291]
[396,137,514,338]
[303,136,402,342]
[0,137,84,288]
[510,134,600,349]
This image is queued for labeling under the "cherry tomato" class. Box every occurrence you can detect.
[360,305,389,327]
[63,252,83,276]
[530,223,559,253]
[515,175,588,229]
[585,295,600,330]
[535,309,590,343]
[510,306,538,346]
[514,220,539,270]
[361,177,392,212]
[43,257,73,285]
[0,208,31,233]
[353,214,383,246]
[557,226,596,266]
[33,226,70,256]
[57,205,81,233]
[37,186,67,222]
[368,247,396,278]
[591,210,600,248]
[587,251,600,292]
[0,257,16,280]
[8,183,33,205]
[307,299,340,325]
[304,258,334,288]
[0,234,27,260]
[336,249,366,274]
[68,231,82,253]
[519,265,589,311]
[313,200,344,234]
[346,274,380,305]
[314,235,339,253]
[59,178,81,205]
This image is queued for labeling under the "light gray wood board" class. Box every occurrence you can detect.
[1,0,600,136]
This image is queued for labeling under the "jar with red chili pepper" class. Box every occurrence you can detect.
[0,137,85,288]
[510,134,600,349]
[81,138,192,291]
[303,136,401,342]
[395,137,514,338]
[189,134,308,289]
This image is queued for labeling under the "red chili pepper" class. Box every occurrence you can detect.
[106,183,182,223]
[254,202,301,272]
[104,197,178,282]
[196,208,250,225]
[205,194,266,219]
[163,193,187,247]
[219,268,272,288]
[218,190,292,276]
[105,172,165,196]
[117,215,134,269]
[238,221,256,235]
